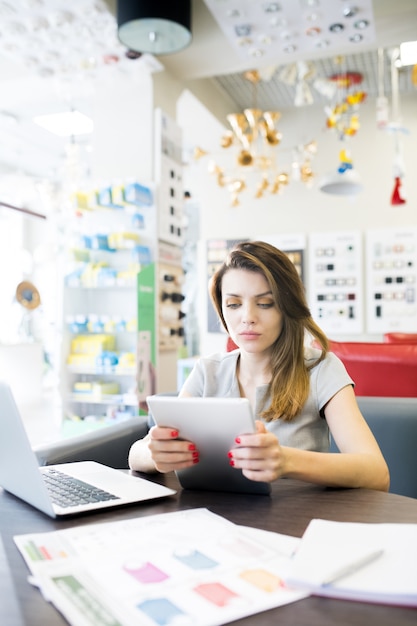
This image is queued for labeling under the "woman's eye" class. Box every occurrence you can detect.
[226,302,240,309]
[258,302,274,309]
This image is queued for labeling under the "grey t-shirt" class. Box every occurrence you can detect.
[181,347,354,452]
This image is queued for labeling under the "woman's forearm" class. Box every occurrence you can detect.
[282,447,390,492]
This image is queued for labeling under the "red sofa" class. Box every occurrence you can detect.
[384,332,417,344]
[329,339,417,397]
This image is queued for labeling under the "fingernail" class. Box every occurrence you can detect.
[227,451,233,458]
[229,459,235,467]
[171,430,179,438]
[192,451,199,458]
[193,457,199,464]
[235,437,241,444]
[188,443,196,451]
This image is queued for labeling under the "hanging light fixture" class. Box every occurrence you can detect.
[117,0,192,56]
[195,70,317,206]
[319,163,363,196]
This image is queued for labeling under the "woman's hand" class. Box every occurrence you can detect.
[228,420,285,483]
[148,425,199,473]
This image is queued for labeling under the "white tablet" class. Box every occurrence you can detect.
[146,395,271,495]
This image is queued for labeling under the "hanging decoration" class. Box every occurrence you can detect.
[277,61,317,107]
[324,71,366,137]
[277,59,344,107]
[194,70,317,206]
[387,48,408,205]
[319,57,366,196]
[376,48,390,130]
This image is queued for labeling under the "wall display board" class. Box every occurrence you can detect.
[157,242,185,352]
[154,108,184,247]
[206,238,248,333]
[365,228,417,333]
[257,233,306,284]
[308,231,364,336]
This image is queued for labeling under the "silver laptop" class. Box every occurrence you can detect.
[0,381,175,518]
[147,395,271,496]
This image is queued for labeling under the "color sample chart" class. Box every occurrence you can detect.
[365,228,417,333]
[14,508,306,626]
[308,231,364,335]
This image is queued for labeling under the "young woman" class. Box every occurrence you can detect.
[129,241,389,492]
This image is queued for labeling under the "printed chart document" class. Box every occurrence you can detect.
[284,518,417,607]
[14,508,307,626]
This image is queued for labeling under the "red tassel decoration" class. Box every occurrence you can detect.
[391,176,406,205]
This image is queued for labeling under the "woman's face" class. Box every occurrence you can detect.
[221,268,283,355]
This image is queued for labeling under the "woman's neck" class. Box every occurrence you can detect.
[238,351,271,381]
[237,352,271,409]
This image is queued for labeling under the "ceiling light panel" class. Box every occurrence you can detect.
[203,0,376,63]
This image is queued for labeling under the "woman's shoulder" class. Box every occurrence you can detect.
[305,344,353,384]
[198,349,240,369]
[305,344,338,362]
[184,349,240,396]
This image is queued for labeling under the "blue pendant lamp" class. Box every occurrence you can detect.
[117,0,192,56]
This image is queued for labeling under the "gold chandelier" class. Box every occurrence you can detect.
[195,70,316,206]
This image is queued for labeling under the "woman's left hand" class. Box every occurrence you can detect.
[228,420,285,483]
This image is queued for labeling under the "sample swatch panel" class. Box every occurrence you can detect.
[308,231,364,335]
[366,228,417,333]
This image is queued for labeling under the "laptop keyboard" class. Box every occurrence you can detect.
[42,468,120,508]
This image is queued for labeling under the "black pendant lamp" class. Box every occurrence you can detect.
[117,0,192,56]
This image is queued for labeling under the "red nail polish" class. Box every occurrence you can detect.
[235,437,241,444]
[188,443,196,451]
[171,430,179,438]
[193,457,199,464]
[227,451,233,458]
[229,459,235,467]
[192,451,199,458]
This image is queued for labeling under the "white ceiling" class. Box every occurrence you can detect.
[0,0,416,185]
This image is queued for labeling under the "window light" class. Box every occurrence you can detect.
[33,111,94,136]
[399,41,417,66]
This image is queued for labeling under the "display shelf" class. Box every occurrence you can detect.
[69,393,138,406]
[61,182,156,424]
[65,284,137,290]
[67,365,136,375]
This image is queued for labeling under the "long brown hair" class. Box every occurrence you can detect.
[210,240,329,421]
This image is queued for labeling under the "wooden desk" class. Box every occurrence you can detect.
[2,473,417,626]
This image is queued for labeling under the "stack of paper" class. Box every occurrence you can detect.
[284,518,417,607]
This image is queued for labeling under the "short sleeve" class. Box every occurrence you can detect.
[310,352,354,412]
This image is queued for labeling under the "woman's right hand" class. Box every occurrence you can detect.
[148,425,199,473]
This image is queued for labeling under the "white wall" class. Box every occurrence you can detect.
[91,67,154,182]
